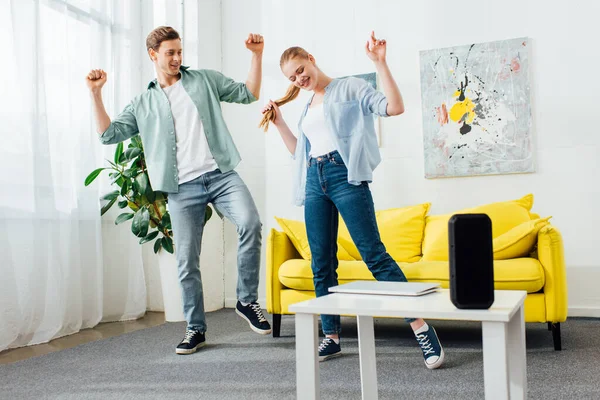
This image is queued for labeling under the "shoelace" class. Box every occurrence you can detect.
[318,338,334,352]
[416,333,435,356]
[182,329,198,344]
[249,303,267,323]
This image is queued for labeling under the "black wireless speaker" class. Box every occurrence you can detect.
[448,213,495,309]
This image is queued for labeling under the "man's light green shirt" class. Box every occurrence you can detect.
[99,66,257,193]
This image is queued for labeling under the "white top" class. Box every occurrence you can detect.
[162,79,218,184]
[301,103,337,157]
[289,289,527,323]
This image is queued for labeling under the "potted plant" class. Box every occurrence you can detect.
[85,137,212,321]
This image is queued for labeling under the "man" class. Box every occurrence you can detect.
[86,26,270,355]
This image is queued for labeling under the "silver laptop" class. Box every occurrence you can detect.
[328,281,441,297]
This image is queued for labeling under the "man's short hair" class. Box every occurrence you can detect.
[146,26,181,51]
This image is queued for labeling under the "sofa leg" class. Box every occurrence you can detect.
[547,322,552,331]
[272,314,281,338]
[550,323,562,351]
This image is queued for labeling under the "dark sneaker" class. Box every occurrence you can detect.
[235,301,272,335]
[415,323,444,369]
[318,338,342,361]
[176,329,206,355]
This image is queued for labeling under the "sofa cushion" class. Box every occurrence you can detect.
[493,217,552,260]
[422,194,535,261]
[274,216,355,261]
[278,258,545,293]
[338,203,430,262]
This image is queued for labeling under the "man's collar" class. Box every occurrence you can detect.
[147,65,190,89]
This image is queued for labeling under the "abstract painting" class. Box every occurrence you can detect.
[419,37,533,178]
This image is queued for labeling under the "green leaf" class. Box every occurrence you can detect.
[123,168,137,178]
[118,152,127,165]
[128,201,139,212]
[132,136,143,148]
[100,197,117,216]
[120,180,129,196]
[146,189,156,203]
[138,195,150,207]
[134,173,149,196]
[204,205,213,225]
[161,236,174,254]
[118,200,128,209]
[160,213,171,229]
[84,168,105,186]
[125,147,142,161]
[114,142,124,164]
[115,212,134,225]
[153,238,162,254]
[131,207,150,237]
[101,190,120,201]
[139,231,159,244]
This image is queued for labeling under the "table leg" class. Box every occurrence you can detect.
[357,315,378,400]
[507,306,527,399]
[482,321,509,399]
[295,313,320,400]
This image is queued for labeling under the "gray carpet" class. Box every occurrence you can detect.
[1,311,599,400]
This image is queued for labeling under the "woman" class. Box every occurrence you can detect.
[260,32,444,369]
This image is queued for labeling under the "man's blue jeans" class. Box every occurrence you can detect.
[305,151,414,335]
[168,169,262,333]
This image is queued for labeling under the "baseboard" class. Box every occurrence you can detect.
[568,307,600,318]
[225,297,266,308]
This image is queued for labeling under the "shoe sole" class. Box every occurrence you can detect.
[319,351,342,362]
[175,342,206,355]
[425,348,445,370]
[235,308,272,335]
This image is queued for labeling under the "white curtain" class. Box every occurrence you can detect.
[0,0,166,352]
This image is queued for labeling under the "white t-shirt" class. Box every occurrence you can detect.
[302,103,337,157]
[162,79,218,184]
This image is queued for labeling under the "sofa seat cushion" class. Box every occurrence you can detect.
[278,258,545,293]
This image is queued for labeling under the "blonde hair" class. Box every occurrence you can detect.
[258,47,310,132]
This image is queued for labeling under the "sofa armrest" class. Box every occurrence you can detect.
[266,228,300,314]
[537,224,568,322]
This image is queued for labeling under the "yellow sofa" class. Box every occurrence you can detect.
[266,195,568,350]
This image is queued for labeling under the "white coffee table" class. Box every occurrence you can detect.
[289,289,527,400]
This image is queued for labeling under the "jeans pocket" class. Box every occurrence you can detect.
[329,153,346,166]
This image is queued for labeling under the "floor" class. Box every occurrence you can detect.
[0,312,166,365]
[2,313,598,399]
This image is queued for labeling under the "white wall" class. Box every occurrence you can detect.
[218,0,600,315]
[221,0,267,307]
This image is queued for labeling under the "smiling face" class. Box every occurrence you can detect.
[150,39,182,77]
[281,53,319,92]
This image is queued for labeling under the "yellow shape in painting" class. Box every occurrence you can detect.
[449,96,476,124]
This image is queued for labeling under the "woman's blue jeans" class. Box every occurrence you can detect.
[305,151,415,335]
